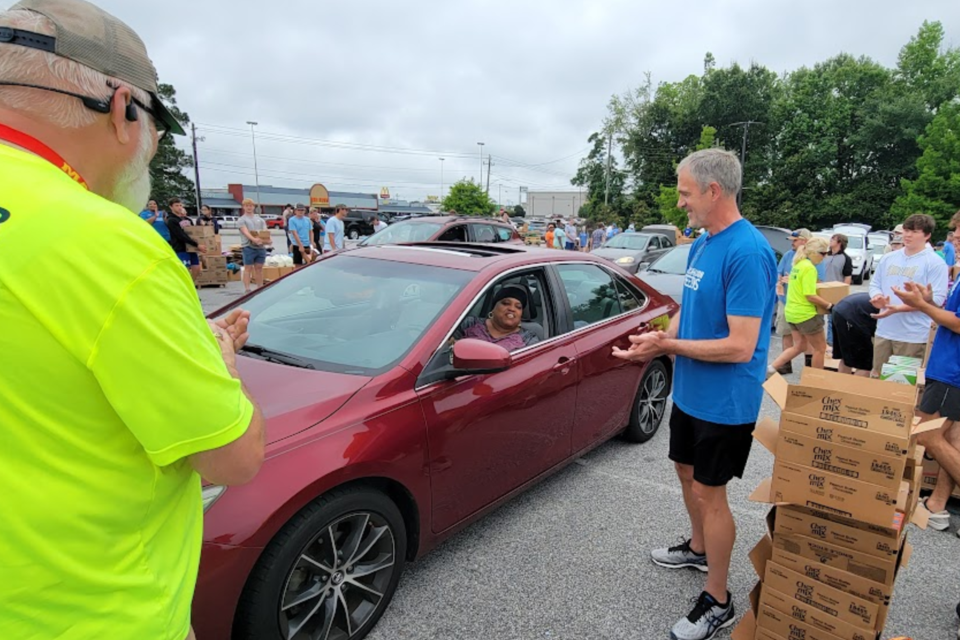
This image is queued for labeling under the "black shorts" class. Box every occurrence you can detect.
[919,379,960,421]
[668,405,756,487]
[831,317,874,372]
[292,245,311,265]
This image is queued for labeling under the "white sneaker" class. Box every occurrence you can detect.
[922,498,951,531]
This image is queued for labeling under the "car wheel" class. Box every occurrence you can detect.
[853,272,863,285]
[348,228,360,240]
[622,359,670,443]
[234,488,407,640]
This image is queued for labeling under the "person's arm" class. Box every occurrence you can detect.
[141,211,157,225]
[930,259,950,307]
[842,254,853,285]
[802,266,833,309]
[169,218,201,251]
[892,282,960,334]
[661,314,762,363]
[239,219,262,246]
[869,255,884,299]
[89,260,264,486]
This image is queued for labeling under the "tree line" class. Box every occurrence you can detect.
[573,21,960,238]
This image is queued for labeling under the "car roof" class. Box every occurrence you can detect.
[394,215,513,227]
[345,242,609,272]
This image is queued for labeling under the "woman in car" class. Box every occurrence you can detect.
[454,285,540,351]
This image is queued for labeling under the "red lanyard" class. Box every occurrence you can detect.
[0,123,89,190]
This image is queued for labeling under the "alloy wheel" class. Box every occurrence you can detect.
[636,366,668,435]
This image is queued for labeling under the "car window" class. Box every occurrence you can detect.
[363,221,444,246]
[556,264,625,329]
[649,237,660,249]
[661,235,675,247]
[603,234,649,251]
[226,256,472,376]
[496,226,513,242]
[470,224,497,243]
[646,245,691,275]
[615,279,643,312]
[437,224,467,242]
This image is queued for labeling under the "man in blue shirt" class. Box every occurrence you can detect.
[139,199,169,241]
[287,204,313,265]
[324,204,347,251]
[613,149,775,640]
[945,231,956,270]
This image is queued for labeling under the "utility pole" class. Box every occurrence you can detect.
[498,184,502,208]
[191,123,203,211]
[730,121,760,209]
[477,142,485,185]
[603,132,613,206]
[485,156,492,195]
[439,157,445,200]
[246,121,262,210]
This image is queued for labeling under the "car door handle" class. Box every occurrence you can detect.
[553,357,576,371]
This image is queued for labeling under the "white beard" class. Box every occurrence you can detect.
[108,126,154,213]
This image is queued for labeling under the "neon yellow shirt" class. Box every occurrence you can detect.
[784,257,819,324]
[0,143,254,640]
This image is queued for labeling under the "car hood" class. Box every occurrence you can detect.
[591,248,643,261]
[236,355,372,444]
[637,271,684,304]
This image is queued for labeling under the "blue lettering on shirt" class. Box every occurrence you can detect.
[673,219,778,425]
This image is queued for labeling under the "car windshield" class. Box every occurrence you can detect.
[603,234,649,251]
[362,220,444,246]
[645,244,691,275]
[817,233,864,250]
[227,256,472,375]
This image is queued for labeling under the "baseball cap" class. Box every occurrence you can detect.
[893,223,905,234]
[295,203,305,210]
[789,228,812,240]
[4,0,185,136]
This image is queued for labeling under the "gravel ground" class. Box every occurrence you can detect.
[199,275,959,640]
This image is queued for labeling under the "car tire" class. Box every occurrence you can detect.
[622,359,671,443]
[233,488,407,640]
[853,272,863,285]
[348,228,360,240]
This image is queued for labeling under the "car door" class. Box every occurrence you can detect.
[468,223,498,243]
[416,267,579,533]
[552,263,671,453]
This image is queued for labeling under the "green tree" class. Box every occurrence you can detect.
[512,204,526,217]
[655,185,686,228]
[440,179,496,216]
[891,102,960,236]
[895,20,960,111]
[571,131,627,221]
[149,83,195,207]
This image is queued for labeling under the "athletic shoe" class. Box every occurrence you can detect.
[670,591,735,640]
[776,363,793,375]
[804,354,813,367]
[651,539,707,572]
[766,365,777,379]
[922,498,951,531]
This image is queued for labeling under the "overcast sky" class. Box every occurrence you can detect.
[42,0,960,204]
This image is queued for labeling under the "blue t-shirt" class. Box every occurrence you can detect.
[815,261,826,281]
[673,219,777,425]
[777,249,795,304]
[323,216,345,250]
[579,232,588,246]
[926,282,960,388]
[943,242,956,268]
[139,209,170,240]
[287,216,312,248]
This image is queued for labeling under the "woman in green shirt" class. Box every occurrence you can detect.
[768,238,834,373]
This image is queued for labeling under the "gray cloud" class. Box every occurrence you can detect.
[50,0,960,203]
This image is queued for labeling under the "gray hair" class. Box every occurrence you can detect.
[676,148,742,197]
[0,9,151,129]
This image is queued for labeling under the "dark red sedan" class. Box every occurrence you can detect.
[195,242,678,640]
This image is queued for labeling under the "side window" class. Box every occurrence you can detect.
[437,225,467,242]
[615,278,644,313]
[470,224,497,243]
[661,234,675,247]
[496,226,513,242]
[649,237,661,249]
[557,264,623,329]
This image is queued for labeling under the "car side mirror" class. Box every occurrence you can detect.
[446,339,511,378]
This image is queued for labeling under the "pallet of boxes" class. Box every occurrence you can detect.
[732,368,946,640]
[186,226,228,287]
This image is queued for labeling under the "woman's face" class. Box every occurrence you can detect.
[810,249,827,265]
[492,297,523,330]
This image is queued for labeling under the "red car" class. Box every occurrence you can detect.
[195,242,678,640]
[359,215,523,246]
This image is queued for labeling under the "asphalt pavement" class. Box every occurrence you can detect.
[198,275,959,640]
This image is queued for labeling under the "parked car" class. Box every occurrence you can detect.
[815,228,872,283]
[754,225,793,258]
[193,243,679,640]
[591,231,675,273]
[262,214,285,229]
[359,216,523,246]
[217,215,240,229]
[343,209,379,239]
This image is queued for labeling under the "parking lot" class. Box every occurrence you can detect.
[198,271,958,640]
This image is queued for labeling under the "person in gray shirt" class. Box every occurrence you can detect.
[238,198,270,293]
[822,233,852,348]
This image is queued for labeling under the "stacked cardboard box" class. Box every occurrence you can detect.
[733,368,943,640]
[261,265,295,282]
[186,226,222,256]
[196,253,228,286]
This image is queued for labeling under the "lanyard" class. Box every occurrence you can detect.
[0,123,89,190]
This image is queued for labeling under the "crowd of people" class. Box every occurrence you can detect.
[3,2,960,640]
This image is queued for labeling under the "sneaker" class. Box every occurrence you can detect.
[651,539,707,572]
[922,498,951,531]
[776,362,793,375]
[671,591,735,640]
[766,365,777,379]
[804,354,813,367]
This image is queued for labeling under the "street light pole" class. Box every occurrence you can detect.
[439,157,445,200]
[477,142,485,186]
[246,121,262,211]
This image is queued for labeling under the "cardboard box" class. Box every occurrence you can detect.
[186,225,215,239]
[257,229,272,243]
[756,603,862,640]
[759,538,897,604]
[261,266,281,282]
[817,281,851,313]
[758,586,877,640]
[202,255,228,270]
[922,322,937,367]
[879,363,918,386]
[196,268,228,285]
[227,269,241,282]
[778,411,920,460]
[769,505,901,559]
[770,533,905,587]
[197,237,221,256]
[763,561,879,630]
[754,417,913,490]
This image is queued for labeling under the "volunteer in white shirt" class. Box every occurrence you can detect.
[869,213,949,374]
[372,214,387,233]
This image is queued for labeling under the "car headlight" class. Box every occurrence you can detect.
[616,256,636,265]
[202,485,226,513]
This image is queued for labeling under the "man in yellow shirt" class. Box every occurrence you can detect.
[0,2,265,639]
